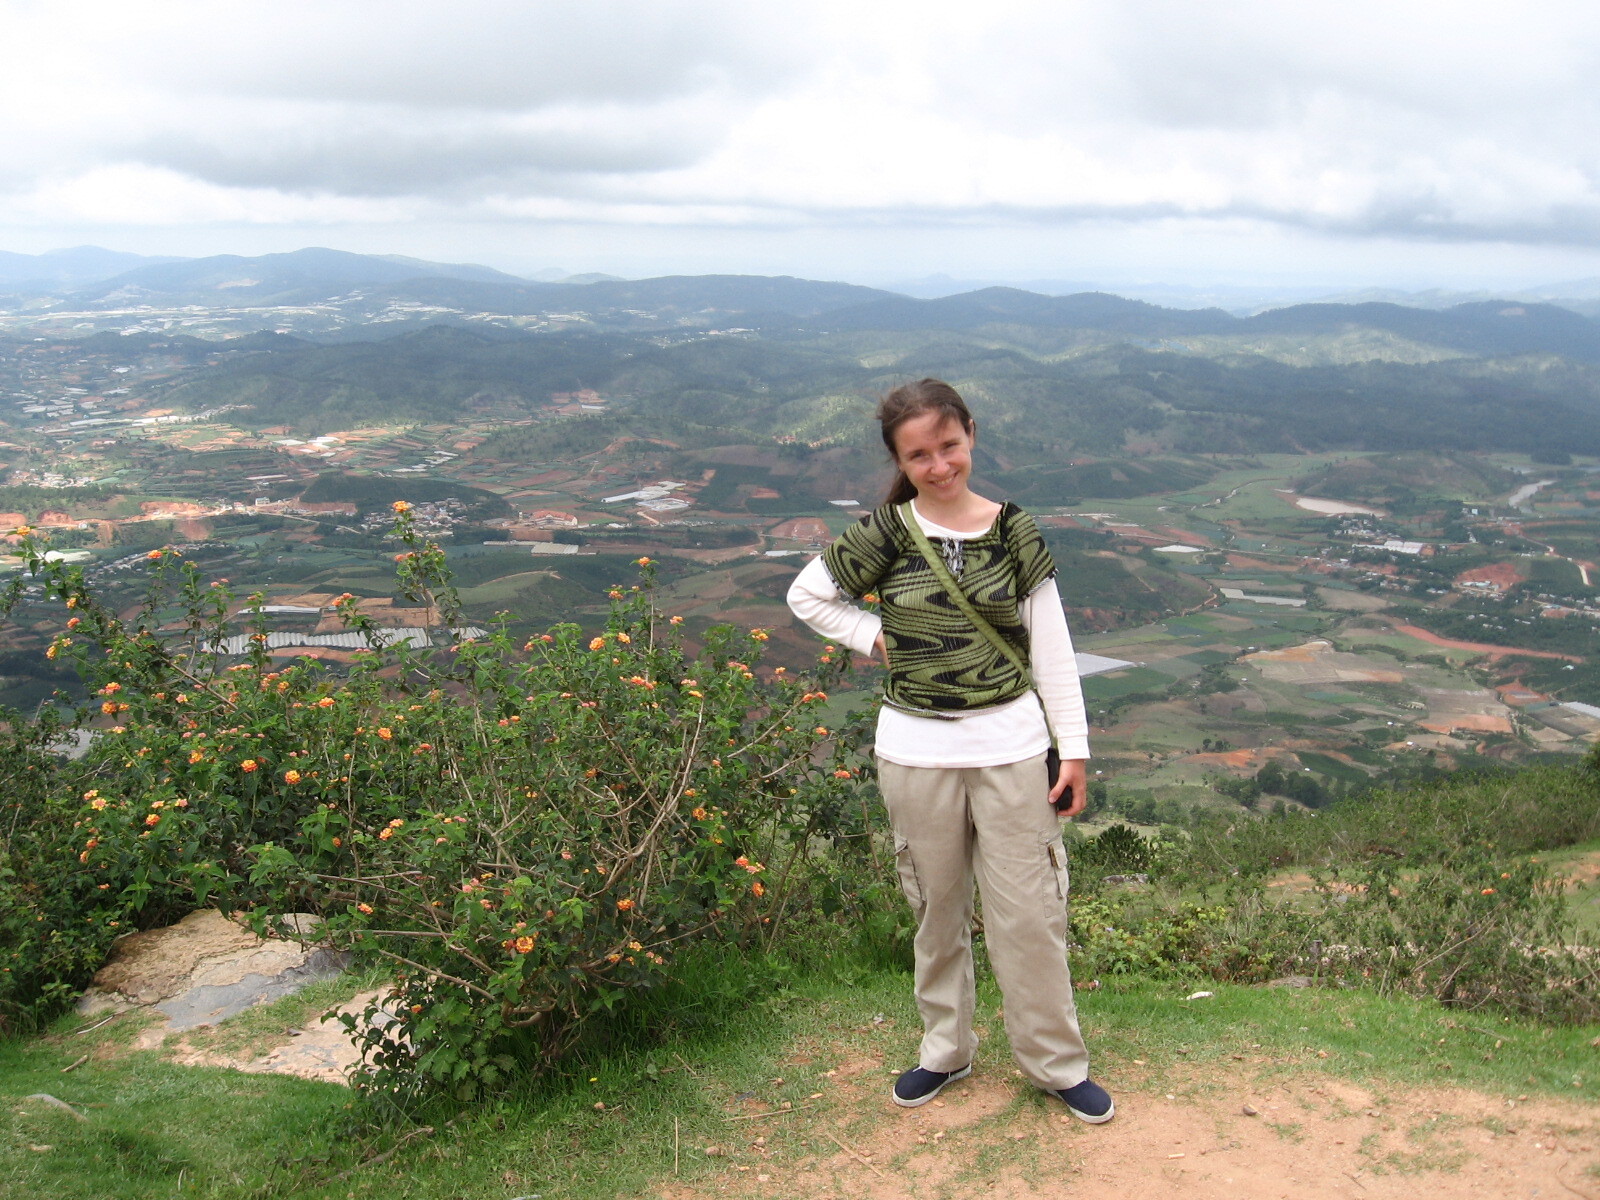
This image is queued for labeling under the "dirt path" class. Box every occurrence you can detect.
[657,1065,1600,1200]
[1384,619,1583,663]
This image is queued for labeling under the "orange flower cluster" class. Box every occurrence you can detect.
[615,898,635,912]
[240,759,259,773]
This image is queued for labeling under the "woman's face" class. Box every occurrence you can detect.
[892,411,975,501]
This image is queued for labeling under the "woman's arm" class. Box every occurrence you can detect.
[786,555,883,659]
[1020,577,1090,761]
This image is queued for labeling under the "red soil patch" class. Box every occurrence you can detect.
[1187,749,1266,770]
[140,500,209,518]
[1385,619,1582,662]
[1225,554,1295,572]
[1453,562,1525,589]
[1494,683,1548,706]
[1418,714,1514,735]
[771,518,831,544]
[1154,526,1212,546]
[1244,642,1328,663]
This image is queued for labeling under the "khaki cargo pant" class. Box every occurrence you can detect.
[878,753,1090,1091]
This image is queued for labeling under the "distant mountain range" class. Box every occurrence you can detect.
[0,246,188,290]
[813,288,1600,361]
[9,245,1600,325]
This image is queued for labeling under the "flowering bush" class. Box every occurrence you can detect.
[2,515,875,1097]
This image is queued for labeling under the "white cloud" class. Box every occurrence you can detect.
[4,0,1600,280]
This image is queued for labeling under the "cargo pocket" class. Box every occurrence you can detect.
[892,833,926,919]
[1041,830,1071,904]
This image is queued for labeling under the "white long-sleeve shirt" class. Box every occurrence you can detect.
[786,505,1091,769]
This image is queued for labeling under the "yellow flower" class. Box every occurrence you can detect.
[512,935,537,954]
[589,636,606,651]
[616,632,631,644]
[616,898,635,912]
[188,751,204,764]
[378,828,394,840]
[751,881,765,897]
[377,727,393,740]
[635,556,652,566]
[750,629,769,641]
[670,615,683,625]
[146,549,163,560]
[13,525,32,536]
[144,813,160,827]
[240,759,259,772]
[392,500,412,513]
[284,769,302,784]
[317,696,336,708]
[357,902,374,914]
[90,797,108,811]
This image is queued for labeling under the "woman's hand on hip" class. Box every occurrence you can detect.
[1051,758,1089,818]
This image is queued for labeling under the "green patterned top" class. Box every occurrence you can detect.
[821,502,1057,716]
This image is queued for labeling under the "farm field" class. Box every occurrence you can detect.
[5,331,1600,820]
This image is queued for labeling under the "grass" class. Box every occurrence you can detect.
[6,952,1600,1200]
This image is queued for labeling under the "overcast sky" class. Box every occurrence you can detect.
[5,0,1600,291]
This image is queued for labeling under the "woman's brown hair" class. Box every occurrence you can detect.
[875,378,975,506]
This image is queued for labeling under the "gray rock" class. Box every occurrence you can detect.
[79,909,348,1028]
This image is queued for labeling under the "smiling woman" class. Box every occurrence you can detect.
[786,378,1115,1123]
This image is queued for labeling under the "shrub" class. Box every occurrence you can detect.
[1302,848,1600,1022]
[1,517,874,1099]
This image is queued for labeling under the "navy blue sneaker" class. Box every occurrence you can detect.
[892,1063,972,1107]
[1050,1078,1114,1123]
